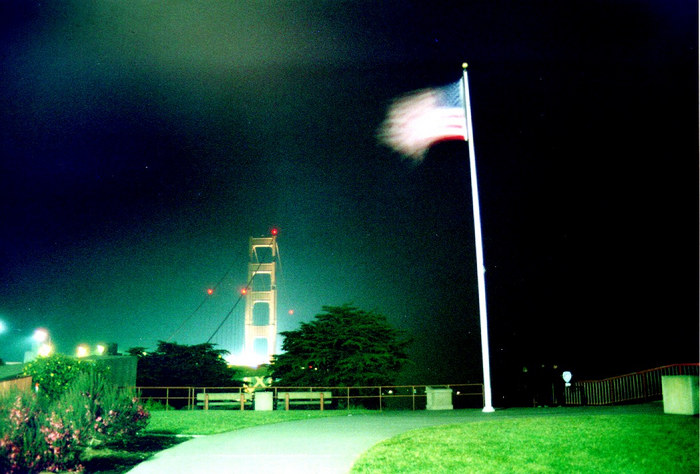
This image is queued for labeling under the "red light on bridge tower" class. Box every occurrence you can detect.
[270,227,279,236]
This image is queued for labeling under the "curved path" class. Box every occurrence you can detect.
[128,404,662,474]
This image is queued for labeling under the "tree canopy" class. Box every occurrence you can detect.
[133,341,238,387]
[271,305,411,387]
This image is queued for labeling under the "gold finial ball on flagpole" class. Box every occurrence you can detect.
[462,62,468,69]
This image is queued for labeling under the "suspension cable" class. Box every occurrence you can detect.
[166,259,237,342]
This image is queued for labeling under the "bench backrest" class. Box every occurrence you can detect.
[276,391,332,400]
[196,392,253,402]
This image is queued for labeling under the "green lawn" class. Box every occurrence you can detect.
[351,414,699,473]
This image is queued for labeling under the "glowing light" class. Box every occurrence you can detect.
[0,320,6,334]
[37,343,53,357]
[96,344,106,355]
[33,328,49,343]
[562,371,573,387]
[240,287,248,295]
[207,288,214,295]
[270,228,279,236]
[76,345,89,358]
[288,309,294,315]
[224,352,261,368]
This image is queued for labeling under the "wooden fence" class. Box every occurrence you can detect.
[0,376,33,395]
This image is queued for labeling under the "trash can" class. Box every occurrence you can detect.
[661,376,699,415]
[426,386,453,410]
[255,391,273,411]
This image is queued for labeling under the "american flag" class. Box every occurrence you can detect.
[378,79,467,161]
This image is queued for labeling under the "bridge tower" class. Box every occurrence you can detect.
[243,234,278,364]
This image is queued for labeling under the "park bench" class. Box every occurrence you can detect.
[276,391,332,410]
[196,392,253,410]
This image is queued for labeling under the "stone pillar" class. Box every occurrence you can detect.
[662,375,699,415]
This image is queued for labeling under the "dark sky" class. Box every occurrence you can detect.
[1,1,697,391]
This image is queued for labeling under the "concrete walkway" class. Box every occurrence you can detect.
[128,404,664,474]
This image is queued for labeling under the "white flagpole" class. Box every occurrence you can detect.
[461,63,495,413]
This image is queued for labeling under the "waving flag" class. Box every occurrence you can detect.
[378,79,467,160]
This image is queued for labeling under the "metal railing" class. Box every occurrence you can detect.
[135,386,196,410]
[134,383,484,411]
[564,363,699,406]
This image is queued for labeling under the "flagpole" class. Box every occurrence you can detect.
[461,62,495,413]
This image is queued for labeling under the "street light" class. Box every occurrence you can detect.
[37,343,53,357]
[33,328,49,343]
[76,345,89,358]
[562,371,573,387]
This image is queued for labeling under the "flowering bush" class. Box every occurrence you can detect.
[0,390,85,473]
[0,369,149,472]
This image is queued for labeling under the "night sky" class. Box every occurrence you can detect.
[1,1,697,393]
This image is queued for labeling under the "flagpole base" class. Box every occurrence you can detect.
[482,405,495,413]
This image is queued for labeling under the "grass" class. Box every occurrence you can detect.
[350,414,699,473]
[81,409,364,473]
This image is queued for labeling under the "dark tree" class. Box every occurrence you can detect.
[126,346,148,358]
[271,305,411,387]
[134,341,238,387]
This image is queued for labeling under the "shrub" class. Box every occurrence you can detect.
[0,370,150,472]
[0,389,86,473]
[58,369,150,446]
[142,399,171,411]
[22,354,102,401]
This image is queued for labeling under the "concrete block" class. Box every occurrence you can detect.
[662,375,699,415]
[426,386,453,410]
[255,391,273,411]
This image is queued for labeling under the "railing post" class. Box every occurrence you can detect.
[379,386,382,412]
[347,387,350,410]
[412,386,415,411]
[320,392,324,411]
[285,392,290,411]
[204,393,209,411]
[166,387,170,410]
[240,392,245,411]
